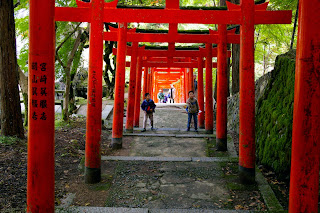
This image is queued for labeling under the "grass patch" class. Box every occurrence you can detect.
[0,135,20,145]
[206,137,229,157]
[75,97,87,106]
[89,175,113,191]
[226,181,258,191]
[55,118,73,129]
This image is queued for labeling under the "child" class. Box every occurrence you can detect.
[157,89,164,103]
[186,91,199,132]
[141,93,156,132]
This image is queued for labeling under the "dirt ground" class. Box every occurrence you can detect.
[0,117,290,212]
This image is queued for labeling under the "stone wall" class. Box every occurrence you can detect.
[227,72,272,134]
[226,50,296,177]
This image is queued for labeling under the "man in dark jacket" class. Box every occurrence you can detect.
[141,93,156,132]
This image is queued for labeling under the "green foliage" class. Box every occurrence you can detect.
[0,135,20,145]
[256,50,296,178]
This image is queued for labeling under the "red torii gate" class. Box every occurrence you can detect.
[288,1,320,212]
[109,25,238,137]
[28,0,291,211]
[114,45,229,131]
[110,28,235,134]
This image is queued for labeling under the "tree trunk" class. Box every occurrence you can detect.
[231,0,240,95]
[290,0,299,50]
[231,38,240,95]
[62,30,83,121]
[214,0,229,100]
[69,34,87,114]
[18,66,28,126]
[0,0,24,138]
[104,23,116,99]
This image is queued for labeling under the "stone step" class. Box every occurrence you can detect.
[101,156,239,163]
[123,133,215,138]
[56,207,250,213]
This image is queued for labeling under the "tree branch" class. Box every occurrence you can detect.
[56,53,66,69]
[56,22,82,53]
[14,0,20,8]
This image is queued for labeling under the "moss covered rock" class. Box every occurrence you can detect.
[256,50,296,177]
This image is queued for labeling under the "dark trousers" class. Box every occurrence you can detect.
[187,113,198,130]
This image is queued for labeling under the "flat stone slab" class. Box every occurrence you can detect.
[56,207,250,213]
[102,105,114,120]
[102,156,192,162]
[76,105,88,116]
[124,133,176,137]
[124,133,215,138]
[101,156,238,163]
[57,207,148,213]
[129,136,207,157]
[150,210,250,213]
[175,134,215,138]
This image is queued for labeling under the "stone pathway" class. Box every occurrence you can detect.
[58,105,282,212]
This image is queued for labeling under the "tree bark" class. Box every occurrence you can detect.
[231,34,240,95]
[231,0,240,95]
[290,0,299,50]
[104,23,117,99]
[61,30,83,121]
[0,0,24,138]
[18,66,28,126]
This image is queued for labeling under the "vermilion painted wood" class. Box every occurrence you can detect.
[55,7,291,25]
[105,32,240,43]
[111,23,127,148]
[106,25,239,44]
[197,57,205,129]
[184,69,188,102]
[146,67,150,94]
[134,56,143,127]
[143,67,148,98]
[184,68,190,99]
[216,24,228,151]
[142,61,218,68]
[150,68,155,98]
[238,0,256,183]
[113,47,231,58]
[289,0,320,211]
[84,0,104,183]
[205,44,214,134]
[188,62,194,92]
[125,42,138,132]
[30,0,293,210]
[27,0,55,211]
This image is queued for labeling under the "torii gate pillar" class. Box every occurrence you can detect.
[289,0,320,211]
[111,23,128,149]
[216,24,228,151]
[134,56,143,127]
[197,57,205,129]
[125,42,138,132]
[27,0,55,211]
[239,0,255,183]
[205,44,214,134]
[143,66,148,96]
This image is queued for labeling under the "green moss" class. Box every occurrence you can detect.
[89,175,113,191]
[256,50,296,177]
[0,135,20,146]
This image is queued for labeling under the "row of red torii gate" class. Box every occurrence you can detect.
[27,0,320,212]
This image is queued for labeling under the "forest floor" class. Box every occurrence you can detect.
[0,105,289,212]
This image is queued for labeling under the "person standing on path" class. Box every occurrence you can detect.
[141,93,156,132]
[169,84,176,103]
[186,91,199,132]
[157,89,165,103]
